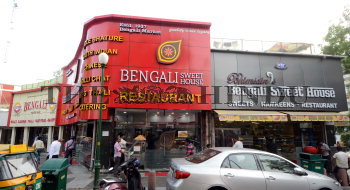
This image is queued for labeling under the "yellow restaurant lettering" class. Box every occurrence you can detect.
[80,104,107,110]
[84,62,107,70]
[83,49,118,60]
[84,35,124,48]
[81,75,111,84]
[118,92,201,103]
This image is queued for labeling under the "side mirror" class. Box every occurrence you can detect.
[293,167,307,176]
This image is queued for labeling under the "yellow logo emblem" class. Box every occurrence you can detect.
[157,40,182,65]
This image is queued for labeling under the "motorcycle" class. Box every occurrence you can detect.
[99,156,144,190]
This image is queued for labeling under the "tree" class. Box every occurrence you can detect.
[322,7,350,73]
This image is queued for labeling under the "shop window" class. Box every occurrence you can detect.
[222,154,258,170]
[114,109,201,169]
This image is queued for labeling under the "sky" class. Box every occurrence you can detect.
[0,0,348,85]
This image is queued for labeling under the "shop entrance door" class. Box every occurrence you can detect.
[115,109,201,169]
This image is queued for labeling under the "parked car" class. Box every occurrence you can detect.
[167,147,341,190]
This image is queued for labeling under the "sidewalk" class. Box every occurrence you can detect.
[66,163,167,190]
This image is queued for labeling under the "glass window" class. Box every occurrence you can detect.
[221,154,258,170]
[5,153,39,178]
[258,154,295,173]
[186,149,221,164]
[0,158,11,180]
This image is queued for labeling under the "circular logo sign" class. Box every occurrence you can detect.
[157,40,182,65]
[13,102,22,114]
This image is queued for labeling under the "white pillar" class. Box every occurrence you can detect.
[23,127,29,145]
[10,127,16,145]
[0,129,2,143]
[47,126,53,151]
[58,126,63,140]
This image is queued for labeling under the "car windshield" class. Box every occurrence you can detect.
[0,153,39,180]
[185,149,221,163]
[0,157,11,180]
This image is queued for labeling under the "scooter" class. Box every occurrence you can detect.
[99,156,144,190]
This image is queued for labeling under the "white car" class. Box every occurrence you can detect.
[167,147,342,190]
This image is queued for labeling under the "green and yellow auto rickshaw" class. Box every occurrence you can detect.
[0,144,42,190]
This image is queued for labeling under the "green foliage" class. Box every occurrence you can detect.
[341,131,350,147]
[322,7,350,73]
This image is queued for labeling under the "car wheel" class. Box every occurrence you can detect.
[208,187,227,190]
[320,188,331,190]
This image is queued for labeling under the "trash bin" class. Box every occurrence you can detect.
[40,158,69,190]
[299,152,326,174]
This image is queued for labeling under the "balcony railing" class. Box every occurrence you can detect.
[21,76,62,91]
[211,38,323,55]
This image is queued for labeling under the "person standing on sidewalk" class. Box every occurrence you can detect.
[232,134,243,149]
[32,136,45,163]
[48,137,61,159]
[119,133,132,163]
[64,136,76,165]
[332,146,350,186]
[318,141,332,175]
[113,137,122,176]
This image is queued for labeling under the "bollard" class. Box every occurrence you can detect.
[148,169,156,190]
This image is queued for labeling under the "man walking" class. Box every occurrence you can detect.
[65,136,76,165]
[318,141,332,175]
[332,146,350,186]
[48,137,61,159]
[32,136,45,163]
[113,137,122,176]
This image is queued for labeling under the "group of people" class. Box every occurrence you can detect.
[32,136,76,164]
[318,141,350,186]
[113,133,131,173]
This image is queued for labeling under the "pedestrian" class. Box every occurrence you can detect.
[336,141,344,148]
[185,139,195,157]
[113,137,122,176]
[232,134,243,149]
[48,137,61,159]
[119,133,132,163]
[64,136,76,165]
[332,146,350,186]
[32,136,45,163]
[318,141,332,175]
[266,138,277,153]
[205,144,212,150]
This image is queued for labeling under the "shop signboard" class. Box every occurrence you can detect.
[212,51,348,112]
[9,88,58,127]
[57,15,211,125]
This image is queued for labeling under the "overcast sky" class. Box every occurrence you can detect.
[0,0,348,85]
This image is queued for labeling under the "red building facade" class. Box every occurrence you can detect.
[57,15,212,169]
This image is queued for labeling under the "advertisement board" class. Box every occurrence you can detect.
[57,15,211,125]
[212,51,348,112]
[9,88,58,127]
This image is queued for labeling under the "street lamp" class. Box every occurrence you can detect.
[94,52,109,189]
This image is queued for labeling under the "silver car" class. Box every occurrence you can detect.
[167,147,342,190]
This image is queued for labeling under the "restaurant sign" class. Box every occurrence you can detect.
[9,88,58,127]
[212,52,348,112]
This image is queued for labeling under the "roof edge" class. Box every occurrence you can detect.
[210,49,345,59]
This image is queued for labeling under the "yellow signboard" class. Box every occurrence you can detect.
[9,88,58,127]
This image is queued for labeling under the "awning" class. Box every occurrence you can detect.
[214,110,288,122]
[283,112,349,122]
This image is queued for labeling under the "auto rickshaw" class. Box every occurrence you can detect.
[0,144,42,190]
